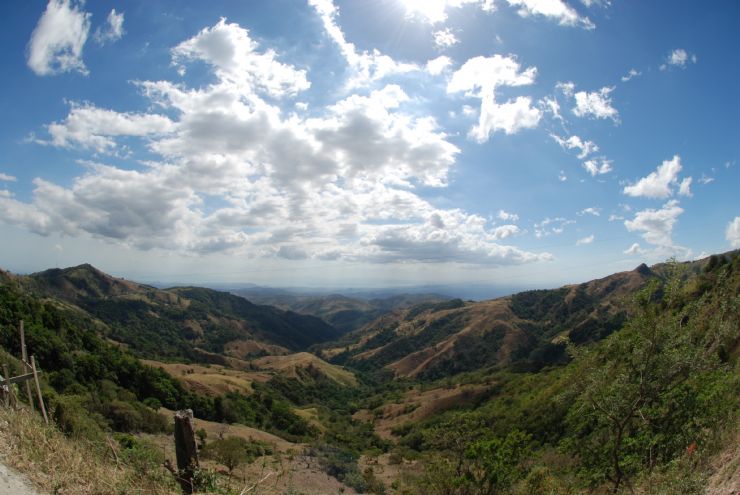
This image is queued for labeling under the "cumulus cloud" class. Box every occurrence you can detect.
[433,28,459,48]
[27,0,91,76]
[660,48,697,70]
[0,173,17,182]
[43,103,175,152]
[624,242,641,255]
[582,158,612,176]
[624,199,683,249]
[172,18,309,97]
[623,155,689,199]
[93,9,124,45]
[576,234,594,245]
[5,18,552,268]
[506,0,594,29]
[448,54,541,141]
[678,177,692,197]
[572,86,619,122]
[726,217,740,248]
[426,56,453,75]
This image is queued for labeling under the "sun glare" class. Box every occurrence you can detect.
[400,0,450,24]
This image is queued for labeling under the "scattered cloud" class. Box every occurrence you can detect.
[497,209,520,222]
[93,8,124,45]
[576,234,594,245]
[552,134,598,159]
[448,54,541,141]
[433,28,459,48]
[698,173,714,185]
[0,173,17,182]
[27,0,91,76]
[558,170,567,182]
[624,242,641,255]
[621,68,641,82]
[582,158,612,176]
[309,0,419,87]
[506,0,594,29]
[572,86,619,122]
[534,217,575,238]
[660,48,697,70]
[726,217,740,248]
[623,154,687,199]
[578,207,601,216]
[3,17,557,269]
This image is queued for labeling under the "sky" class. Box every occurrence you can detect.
[0,0,738,291]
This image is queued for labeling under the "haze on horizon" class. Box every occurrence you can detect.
[0,0,738,291]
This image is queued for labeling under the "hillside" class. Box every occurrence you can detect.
[20,264,341,360]
[322,255,726,379]
[231,288,448,333]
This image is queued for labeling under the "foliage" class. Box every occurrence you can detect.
[201,436,271,474]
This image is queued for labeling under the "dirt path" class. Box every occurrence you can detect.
[0,461,42,495]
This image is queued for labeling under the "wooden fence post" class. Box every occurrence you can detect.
[30,356,48,424]
[1,364,17,408]
[19,321,34,411]
[173,409,199,494]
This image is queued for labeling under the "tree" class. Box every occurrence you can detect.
[565,262,735,493]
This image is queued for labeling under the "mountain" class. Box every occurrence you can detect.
[321,253,732,379]
[231,288,449,333]
[20,264,341,361]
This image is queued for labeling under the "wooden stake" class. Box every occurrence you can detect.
[173,409,199,494]
[30,356,48,424]
[19,321,34,411]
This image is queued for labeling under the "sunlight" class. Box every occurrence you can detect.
[400,0,450,24]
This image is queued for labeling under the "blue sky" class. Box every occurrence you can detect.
[0,0,738,290]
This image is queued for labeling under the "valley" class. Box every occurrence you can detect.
[0,252,738,494]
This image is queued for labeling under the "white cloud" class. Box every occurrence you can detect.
[0,173,17,182]
[506,0,594,29]
[27,0,91,76]
[426,56,453,75]
[401,0,496,24]
[726,217,740,248]
[573,86,619,122]
[492,224,521,239]
[582,158,612,176]
[552,134,598,159]
[448,55,541,140]
[578,207,601,216]
[624,199,683,248]
[43,103,175,152]
[660,48,697,70]
[534,217,575,238]
[624,242,641,255]
[308,0,419,87]
[93,9,124,45]
[576,234,594,245]
[433,28,459,48]
[623,155,684,199]
[621,68,641,82]
[5,18,555,268]
[608,214,623,222]
[556,81,575,97]
[698,174,714,185]
[172,18,309,97]
[678,177,692,197]
[558,170,567,182]
[497,209,520,222]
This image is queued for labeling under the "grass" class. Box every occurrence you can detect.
[0,406,178,495]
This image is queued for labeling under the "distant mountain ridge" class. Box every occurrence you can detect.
[231,288,449,333]
[15,263,342,361]
[321,252,735,379]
